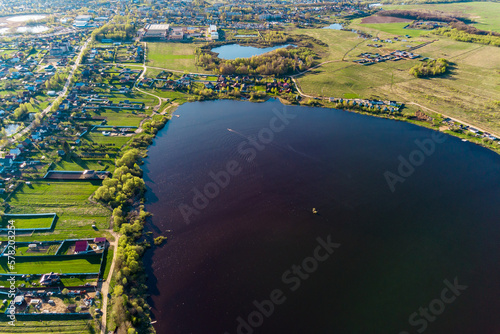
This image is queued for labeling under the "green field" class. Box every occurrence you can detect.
[59,276,97,287]
[290,28,363,61]
[383,1,500,33]
[146,42,209,73]
[1,181,111,242]
[1,215,55,229]
[0,254,102,274]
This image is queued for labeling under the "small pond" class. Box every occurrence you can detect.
[323,23,343,30]
[6,14,47,22]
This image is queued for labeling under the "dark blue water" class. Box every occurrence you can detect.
[211,44,295,60]
[143,99,500,334]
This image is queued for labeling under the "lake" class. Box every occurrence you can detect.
[323,23,343,30]
[5,14,47,22]
[211,44,296,60]
[143,99,500,334]
[16,25,49,34]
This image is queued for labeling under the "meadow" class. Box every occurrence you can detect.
[146,42,209,73]
[53,158,115,172]
[294,28,500,135]
[383,2,500,33]
[84,131,132,147]
[0,214,55,229]
[91,109,144,127]
[0,254,102,274]
[1,181,111,242]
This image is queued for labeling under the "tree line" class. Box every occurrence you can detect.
[197,47,317,76]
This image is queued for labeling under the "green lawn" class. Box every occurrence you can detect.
[15,244,59,256]
[0,319,97,334]
[383,1,500,33]
[1,181,111,242]
[84,132,132,147]
[101,245,114,280]
[60,277,97,287]
[289,28,362,61]
[0,254,102,274]
[146,42,209,73]
[96,110,144,126]
[1,215,55,229]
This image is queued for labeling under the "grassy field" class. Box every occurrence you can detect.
[0,254,102,274]
[290,28,363,61]
[59,276,97,287]
[101,245,114,280]
[1,215,54,229]
[294,28,500,135]
[146,42,209,73]
[1,181,111,242]
[54,158,115,172]
[383,1,500,33]
[0,319,97,334]
[142,88,190,104]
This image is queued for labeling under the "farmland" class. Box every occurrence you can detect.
[3,181,111,242]
[382,2,500,33]
[0,214,55,229]
[146,42,209,73]
[53,158,115,172]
